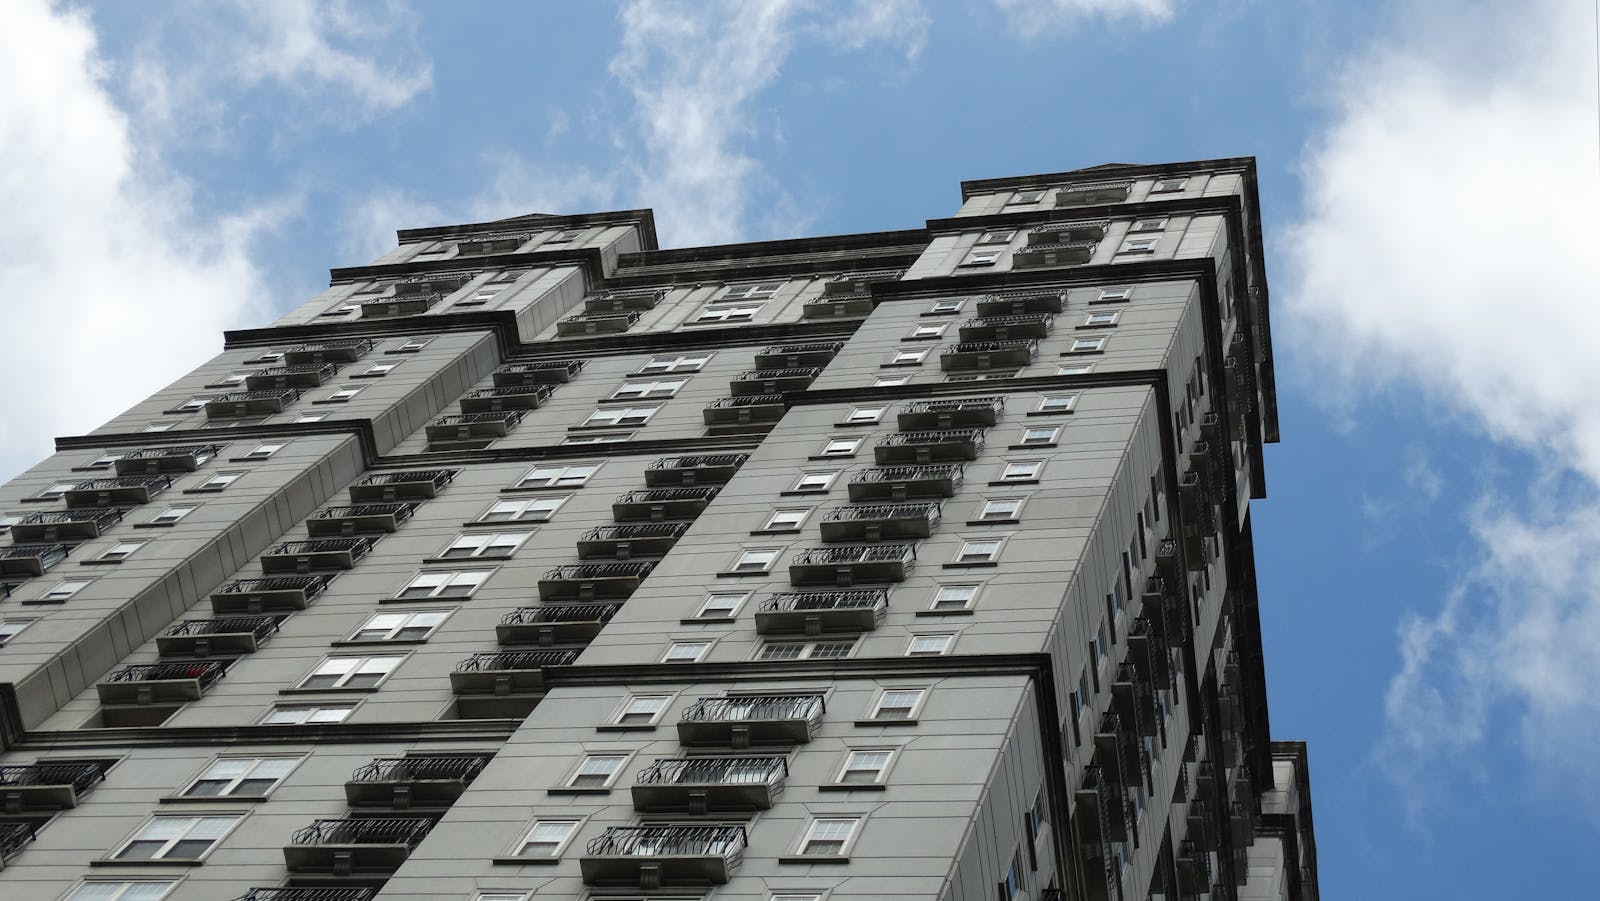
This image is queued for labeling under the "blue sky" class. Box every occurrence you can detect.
[3,0,1599,896]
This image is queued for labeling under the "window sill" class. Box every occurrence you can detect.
[715,570,772,579]
[966,518,1021,527]
[380,595,473,604]
[833,421,881,428]
[1009,443,1057,451]
[680,616,737,625]
[878,362,924,369]
[916,608,975,617]
[567,424,648,433]
[1025,410,1074,417]
[547,786,610,796]
[942,561,999,569]
[779,489,832,497]
[989,479,1040,487]
[228,456,274,463]
[501,485,584,494]
[778,856,851,865]
[492,856,560,866]
[79,559,125,566]
[310,399,354,405]
[595,723,658,733]
[383,348,425,354]
[1088,296,1131,305]
[19,598,68,606]
[817,783,886,793]
[278,686,382,696]
[181,488,228,495]
[347,372,390,379]
[598,396,677,405]
[1059,350,1105,357]
[421,555,514,565]
[900,336,943,342]
[330,638,430,648]
[1075,324,1119,331]
[159,794,269,805]
[750,528,801,536]
[90,858,206,868]
[131,522,178,529]
[19,496,62,504]
[807,454,857,461]
[853,718,919,727]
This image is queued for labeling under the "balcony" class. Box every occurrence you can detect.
[612,487,719,522]
[426,411,523,444]
[557,310,642,336]
[211,575,330,614]
[1176,840,1212,894]
[344,754,492,808]
[1055,181,1132,206]
[789,544,915,586]
[0,821,36,866]
[245,363,340,390]
[9,509,122,542]
[939,339,1039,371]
[819,502,941,542]
[702,395,786,432]
[755,589,888,636]
[1127,617,1171,684]
[230,889,376,901]
[492,359,585,386]
[1013,240,1098,270]
[458,385,555,413]
[975,289,1066,317]
[456,233,527,255]
[873,429,986,464]
[632,756,787,814]
[538,562,656,601]
[824,268,903,295]
[96,660,227,706]
[0,544,67,578]
[802,292,874,319]
[114,444,221,474]
[63,475,171,508]
[729,367,821,396]
[896,396,1005,431]
[306,503,416,537]
[348,469,455,502]
[1112,664,1157,737]
[754,341,844,369]
[283,817,433,878]
[449,649,579,695]
[260,538,372,574]
[396,274,471,296]
[847,464,964,501]
[1073,765,1127,843]
[584,288,667,313]
[1094,712,1141,789]
[677,694,825,747]
[158,616,279,659]
[0,762,106,812]
[958,313,1055,342]
[645,454,748,488]
[203,388,300,419]
[497,603,622,646]
[284,339,374,365]
[578,522,689,560]
[581,824,747,888]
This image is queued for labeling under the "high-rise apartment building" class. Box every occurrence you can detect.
[0,158,1316,901]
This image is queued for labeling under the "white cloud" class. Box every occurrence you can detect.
[1281,0,1600,808]
[225,0,432,113]
[992,0,1179,36]
[0,2,278,480]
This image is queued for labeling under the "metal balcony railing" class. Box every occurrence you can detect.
[824,268,904,292]
[209,388,302,404]
[252,363,339,379]
[975,289,1067,315]
[0,544,68,573]
[0,762,106,794]
[614,487,720,504]
[492,359,585,383]
[637,756,787,787]
[0,821,36,862]
[585,824,747,858]
[454,650,580,673]
[681,694,825,724]
[352,469,456,492]
[430,411,524,428]
[901,396,1006,417]
[215,576,331,600]
[287,338,375,360]
[562,310,643,323]
[582,522,690,542]
[16,508,123,530]
[230,889,376,901]
[290,817,433,848]
[348,755,490,785]
[164,616,279,642]
[705,394,785,408]
[500,603,622,627]
[120,444,221,465]
[792,544,916,565]
[648,454,749,472]
[104,660,227,688]
[759,589,889,615]
[959,313,1056,341]
[876,429,986,456]
[310,503,417,525]
[823,503,941,525]
[543,562,657,582]
[267,538,374,557]
[851,464,965,484]
[463,384,555,402]
[68,475,172,494]
[942,339,1040,357]
[584,288,667,310]
[735,367,822,381]
[1057,181,1133,201]
[1031,219,1111,240]
[760,340,845,356]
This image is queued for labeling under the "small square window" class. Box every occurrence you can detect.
[1019,426,1060,446]
[819,437,862,457]
[182,757,299,797]
[610,379,686,400]
[1007,190,1046,205]
[1151,177,1188,193]
[323,387,363,402]
[547,228,586,244]
[615,693,671,725]
[907,323,948,340]
[175,396,210,412]
[887,348,929,366]
[455,290,498,308]
[959,248,1003,268]
[42,579,92,600]
[757,638,855,660]
[360,362,399,377]
[319,304,359,318]
[1037,395,1077,414]
[639,353,713,373]
[517,818,580,857]
[349,610,450,642]
[0,620,33,643]
[479,496,566,523]
[208,373,247,389]
[298,654,403,689]
[196,471,244,491]
[568,754,627,788]
[35,481,77,501]
[693,302,763,323]
[261,703,354,725]
[97,542,145,562]
[396,337,433,352]
[663,640,711,662]
[977,230,1016,245]
[517,463,599,488]
[980,498,1023,521]
[113,815,239,861]
[1129,217,1168,233]
[844,405,885,424]
[1068,337,1107,354]
[799,817,861,856]
[927,299,965,315]
[956,540,1002,563]
[581,406,658,428]
[1118,238,1158,254]
[730,549,779,573]
[697,591,749,619]
[720,282,782,301]
[792,471,838,492]
[1083,311,1120,327]
[439,532,529,559]
[241,443,284,459]
[1096,286,1133,303]
[838,749,894,784]
[1000,461,1043,482]
[148,505,196,525]
[85,452,125,469]
[873,375,911,387]
[907,633,955,656]
[761,509,811,531]
[932,584,978,611]
[142,422,176,432]
[294,414,327,423]
[872,688,926,720]
[1057,362,1096,375]
[396,570,491,599]
[250,351,286,364]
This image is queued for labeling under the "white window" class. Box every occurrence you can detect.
[547,228,586,243]
[980,498,1023,521]
[663,640,711,662]
[1007,190,1046,205]
[1001,461,1043,482]
[396,570,491,599]
[142,422,175,432]
[610,379,686,400]
[569,754,627,787]
[887,348,929,366]
[960,248,1003,267]
[319,304,358,317]
[908,323,947,339]
[440,532,529,559]
[819,437,861,457]
[323,386,363,402]
[977,229,1017,245]
[175,396,210,412]
[1068,337,1107,354]
[261,704,354,725]
[86,452,125,469]
[97,542,145,562]
[298,655,403,689]
[196,471,244,490]
[396,336,432,352]
[1057,362,1095,375]
[517,463,599,488]
[361,362,399,376]
[798,817,860,856]
[1096,286,1133,303]
[146,505,196,526]
[639,353,713,373]
[1037,394,1078,413]
[182,757,299,797]
[838,749,893,784]
[932,584,979,611]
[955,540,1002,563]
[0,512,21,534]
[581,406,658,428]
[697,591,749,618]
[693,302,763,323]
[241,443,285,460]
[871,688,925,720]
[250,351,285,364]
[1118,237,1158,254]
[350,610,450,642]
[927,299,965,314]
[844,405,885,424]
[793,471,838,492]
[66,881,178,901]
[720,282,781,300]
[758,639,855,660]
[762,508,811,531]
[561,433,631,446]
[730,549,779,573]
[1129,217,1168,233]
[456,289,499,307]
[35,481,76,500]
[294,414,327,423]
[480,496,566,523]
[873,375,911,387]
[113,815,238,860]
[1019,426,1060,446]
[517,818,580,857]
[0,620,32,643]
[1083,311,1120,327]
[42,579,92,600]
[1151,177,1188,193]
[908,633,955,656]
[615,694,671,725]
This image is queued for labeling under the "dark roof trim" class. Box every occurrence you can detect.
[328,247,607,285]
[960,156,1258,199]
[619,228,929,269]
[398,208,660,252]
[924,194,1244,235]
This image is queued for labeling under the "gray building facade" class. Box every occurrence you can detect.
[0,158,1317,901]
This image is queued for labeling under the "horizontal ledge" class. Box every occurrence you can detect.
[492,856,561,865]
[816,783,886,793]
[853,719,919,728]
[547,786,611,796]
[778,855,851,865]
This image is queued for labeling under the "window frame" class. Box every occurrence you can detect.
[1000,461,1043,482]
[1151,177,1189,194]
[566,753,629,789]
[837,748,895,785]
[842,405,886,425]
[41,578,92,601]
[1118,237,1158,255]
[796,816,862,857]
[906,323,948,340]
[696,591,750,619]
[873,375,911,387]
[580,405,659,429]
[886,348,929,366]
[347,609,451,643]
[756,638,857,661]
[976,229,1017,245]
[0,619,33,644]
[927,298,965,315]
[1036,394,1078,414]
[1129,217,1168,233]
[1082,310,1121,328]
[959,248,1003,267]
[394,569,492,600]
[479,496,566,523]
[438,531,531,560]
[907,633,955,656]
[1056,362,1096,375]
[240,442,285,460]
[870,687,926,721]
[260,703,356,725]
[1018,425,1061,447]
[1006,189,1047,205]
[296,654,405,690]
[662,640,712,663]
[791,471,839,493]
[516,463,599,489]
[1067,336,1107,354]
[1095,286,1134,303]
[729,548,781,574]
[96,542,145,563]
[613,693,672,726]
[719,282,782,301]
[322,386,364,403]
[760,508,812,532]
[111,814,241,862]
[817,437,863,458]
[637,353,713,374]
[195,471,244,491]
[180,756,302,798]
[65,881,179,901]
[609,379,688,400]
[978,498,1024,522]
[514,818,582,857]
[931,583,979,612]
[691,301,764,324]
[395,336,433,352]
[954,539,1003,564]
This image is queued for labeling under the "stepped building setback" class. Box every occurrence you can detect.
[0,158,1317,901]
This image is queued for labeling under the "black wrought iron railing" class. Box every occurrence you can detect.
[614,487,720,504]
[229,888,377,901]
[0,762,106,794]
[543,562,657,581]
[0,821,36,861]
[17,509,123,529]
[648,454,749,471]
[495,359,585,378]
[352,469,456,490]
[215,575,332,599]
[849,464,965,485]
[431,411,524,428]
[464,385,556,401]
[899,396,1006,416]
[680,694,825,724]
[942,339,1040,356]
[585,824,747,859]
[0,544,68,568]
[759,589,889,614]
[792,544,916,565]
[562,310,643,323]
[252,363,339,380]
[289,338,375,356]
[582,522,690,541]
[347,755,491,785]
[121,444,221,463]
[705,394,784,408]
[164,616,279,641]
[733,367,822,381]
[453,649,580,672]
[758,340,844,357]
[209,388,302,404]
[635,756,787,786]
[822,503,941,525]
[876,429,986,449]
[267,538,374,557]
[289,817,433,848]
[69,475,173,493]
[104,661,227,687]
[500,604,622,626]
[310,503,417,523]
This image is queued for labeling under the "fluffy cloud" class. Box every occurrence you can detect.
[992,0,1179,36]
[1281,0,1600,807]
[227,0,433,112]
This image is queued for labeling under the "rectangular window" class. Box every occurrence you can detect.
[241,443,285,459]
[318,304,358,318]
[1129,217,1168,233]
[872,688,925,720]
[298,655,403,690]
[757,639,855,661]
[1057,362,1095,375]
[568,754,627,787]
[844,405,885,424]
[977,229,1017,245]
[838,749,893,784]
[792,471,838,492]
[42,579,92,600]
[615,694,670,725]
[956,540,1002,563]
[873,375,911,387]
[818,437,862,457]
[1151,177,1188,193]
[730,549,779,573]
[67,882,178,901]
[693,302,763,323]
[85,452,125,469]
[1007,190,1046,205]
[887,348,929,366]
[175,396,211,412]
[113,815,238,860]
[907,633,954,656]
[294,414,326,423]
[610,379,686,400]
[480,496,566,523]
[1083,311,1120,327]
[0,620,32,643]
[1068,337,1106,354]
[581,406,658,428]
[1037,394,1077,414]
[395,570,491,599]
[638,353,713,373]
[663,640,711,662]
[142,422,175,432]
[761,509,811,531]
[1000,461,1043,482]
[561,433,632,446]
[927,299,965,314]
[182,757,299,797]
[932,584,978,611]
[360,362,399,377]
[36,481,77,500]
[960,248,1003,267]
[349,610,450,642]
[1095,286,1133,303]
[980,499,1023,521]
[396,336,432,352]
[908,323,948,340]
[261,703,354,725]
[196,471,244,490]
[440,532,530,559]
[697,591,749,618]
[1118,238,1158,254]
[517,463,598,488]
[517,819,580,856]
[720,283,782,300]
[799,817,860,856]
[1019,426,1059,446]
[323,386,363,402]
[97,542,145,562]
